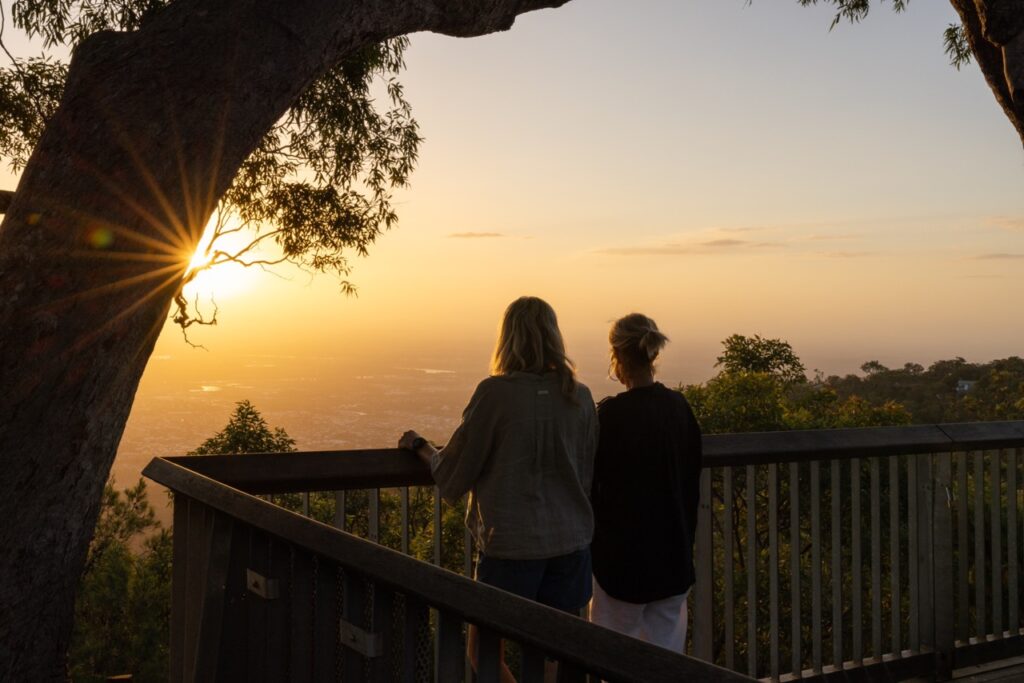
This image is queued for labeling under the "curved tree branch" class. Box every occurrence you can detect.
[948,0,1024,144]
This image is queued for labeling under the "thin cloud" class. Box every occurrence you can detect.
[801,233,861,242]
[596,238,782,256]
[816,250,876,259]
[973,252,1024,260]
[700,238,748,247]
[715,226,764,234]
[699,238,783,249]
[447,231,504,239]
[597,243,696,256]
[986,216,1024,232]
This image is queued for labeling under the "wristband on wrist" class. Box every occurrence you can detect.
[411,436,427,450]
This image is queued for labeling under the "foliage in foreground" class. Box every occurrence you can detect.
[70,400,464,680]
[69,480,170,682]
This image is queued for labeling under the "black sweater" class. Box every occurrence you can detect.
[590,382,703,603]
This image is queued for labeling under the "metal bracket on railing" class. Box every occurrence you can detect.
[340,619,383,657]
[246,569,279,600]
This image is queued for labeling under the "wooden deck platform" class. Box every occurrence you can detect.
[951,656,1024,682]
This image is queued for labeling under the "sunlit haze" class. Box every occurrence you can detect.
[2,1,1023,498]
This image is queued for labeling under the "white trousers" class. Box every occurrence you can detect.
[589,578,689,653]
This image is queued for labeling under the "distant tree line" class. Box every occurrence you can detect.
[683,334,1024,432]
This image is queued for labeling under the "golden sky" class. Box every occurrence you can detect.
[4,0,1024,388]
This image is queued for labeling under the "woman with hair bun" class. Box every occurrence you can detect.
[589,313,703,653]
[400,296,598,681]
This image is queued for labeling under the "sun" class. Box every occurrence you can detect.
[182,222,263,301]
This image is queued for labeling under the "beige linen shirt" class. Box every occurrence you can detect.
[431,371,598,559]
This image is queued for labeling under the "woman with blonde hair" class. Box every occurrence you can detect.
[400,296,597,679]
[589,313,703,653]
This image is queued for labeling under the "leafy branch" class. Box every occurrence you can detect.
[0,0,422,341]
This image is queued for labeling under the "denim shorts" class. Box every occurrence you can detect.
[475,546,592,613]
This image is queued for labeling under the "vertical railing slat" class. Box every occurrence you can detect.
[401,595,430,683]
[1009,448,1020,634]
[975,451,986,641]
[216,517,248,682]
[789,461,801,678]
[265,538,291,682]
[890,456,901,656]
[289,548,315,683]
[852,458,863,665]
[476,627,501,683]
[811,461,822,673]
[312,558,339,683]
[747,464,758,677]
[436,611,464,683]
[723,467,735,671]
[194,511,237,683]
[934,452,955,679]
[367,584,394,681]
[957,452,969,643]
[694,468,713,661]
[433,487,442,567]
[334,491,346,532]
[341,572,368,682]
[171,495,189,683]
[871,457,881,661]
[369,488,380,543]
[521,644,546,683]
[401,487,410,555]
[769,463,779,680]
[908,453,919,651]
[991,449,1003,637]
[183,499,209,683]
[831,459,842,669]
[915,454,935,654]
[247,529,270,683]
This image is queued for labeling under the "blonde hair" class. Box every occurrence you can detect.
[491,296,578,400]
[609,313,669,379]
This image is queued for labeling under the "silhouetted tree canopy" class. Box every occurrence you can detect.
[0,0,421,330]
[715,334,808,385]
[188,399,297,455]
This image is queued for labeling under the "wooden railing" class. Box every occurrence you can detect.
[145,452,751,682]
[693,421,1024,681]
[145,420,1024,682]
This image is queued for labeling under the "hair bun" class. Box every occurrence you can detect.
[609,313,669,375]
[639,328,666,360]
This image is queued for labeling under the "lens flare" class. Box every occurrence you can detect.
[87,226,115,249]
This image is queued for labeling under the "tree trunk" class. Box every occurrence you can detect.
[949,0,1024,142]
[0,0,567,678]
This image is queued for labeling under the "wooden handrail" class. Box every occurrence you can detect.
[163,448,432,494]
[163,420,1024,493]
[703,420,1024,466]
[144,456,753,682]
